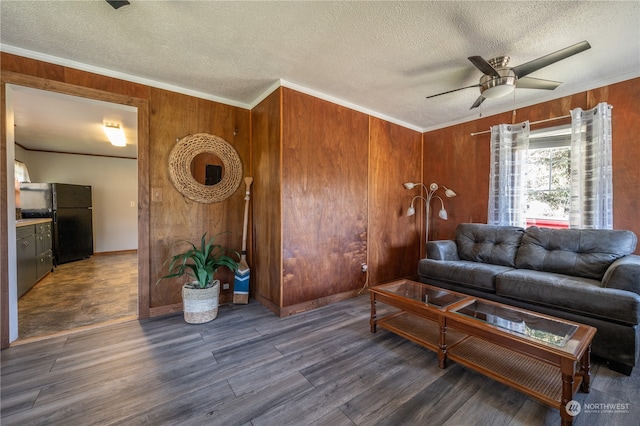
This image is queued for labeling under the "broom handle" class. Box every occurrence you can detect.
[241,177,253,260]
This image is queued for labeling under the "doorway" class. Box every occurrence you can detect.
[13,85,138,340]
[2,74,150,345]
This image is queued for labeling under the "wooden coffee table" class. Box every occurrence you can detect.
[369,279,596,426]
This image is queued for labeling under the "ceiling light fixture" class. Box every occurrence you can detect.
[103,123,126,147]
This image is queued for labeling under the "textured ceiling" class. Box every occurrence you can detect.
[2,1,639,155]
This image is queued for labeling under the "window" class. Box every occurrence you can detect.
[14,160,31,183]
[489,103,612,230]
[525,124,571,229]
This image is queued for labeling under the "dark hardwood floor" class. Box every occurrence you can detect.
[17,251,138,340]
[2,293,638,425]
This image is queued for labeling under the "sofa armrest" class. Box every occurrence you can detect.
[426,240,459,261]
[601,254,640,295]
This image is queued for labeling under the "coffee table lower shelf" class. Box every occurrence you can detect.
[377,311,466,352]
[378,311,582,411]
[447,336,582,408]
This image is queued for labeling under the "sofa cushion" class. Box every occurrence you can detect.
[456,223,525,267]
[419,258,513,292]
[496,269,640,325]
[515,226,637,281]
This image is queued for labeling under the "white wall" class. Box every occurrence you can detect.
[22,151,138,252]
[15,144,26,163]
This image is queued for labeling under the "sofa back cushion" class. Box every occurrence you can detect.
[456,223,525,267]
[515,226,638,280]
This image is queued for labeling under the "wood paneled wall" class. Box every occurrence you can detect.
[423,112,511,251]
[368,117,423,284]
[1,53,150,99]
[250,88,283,313]
[280,89,369,313]
[148,88,251,313]
[422,78,640,255]
[251,90,424,316]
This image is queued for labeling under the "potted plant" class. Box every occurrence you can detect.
[160,232,239,324]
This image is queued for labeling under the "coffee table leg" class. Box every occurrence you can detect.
[560,359,576,426]
[580,344,591,393]
[370,292,377,333]
[438,316,448,369]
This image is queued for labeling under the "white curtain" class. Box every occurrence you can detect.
[488,121,530,227]
[569,103,613,229]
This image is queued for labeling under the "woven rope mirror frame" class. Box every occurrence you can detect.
[168,133,242,203]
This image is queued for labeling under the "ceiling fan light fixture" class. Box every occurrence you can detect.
[103,123,126,147]
[480,67,517,99]
[481,83,515,99]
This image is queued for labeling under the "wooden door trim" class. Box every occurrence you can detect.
[1,72,150,348]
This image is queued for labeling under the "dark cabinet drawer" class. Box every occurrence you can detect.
[37,250,53,280]
[17,219,53,297]
[17,232,37,298]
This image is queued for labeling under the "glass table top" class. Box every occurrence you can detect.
[374,280,467,308]
[451,299,578,347]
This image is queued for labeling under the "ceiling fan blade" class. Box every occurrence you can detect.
[426,83,481,99]
[468,56,501,78]
[516,77,562,90]
[106,0,130,9]
[512,41,591,78]
[470,96,486,109]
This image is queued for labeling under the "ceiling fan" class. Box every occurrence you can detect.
[426,41,591,109]
[106,0,130,9]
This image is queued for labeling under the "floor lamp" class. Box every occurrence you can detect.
[404,182,457,242]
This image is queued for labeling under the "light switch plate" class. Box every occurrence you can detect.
[152,188,162,202]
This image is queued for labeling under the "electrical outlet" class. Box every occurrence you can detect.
[222,283,230,290]
[361,263,368,273]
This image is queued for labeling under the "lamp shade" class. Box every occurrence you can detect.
[443,186,457,198]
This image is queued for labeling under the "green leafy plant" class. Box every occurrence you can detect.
[161,232,239,289]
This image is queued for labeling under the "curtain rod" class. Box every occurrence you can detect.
[470,114,571,136]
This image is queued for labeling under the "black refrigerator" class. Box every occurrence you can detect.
[20,183,94,265]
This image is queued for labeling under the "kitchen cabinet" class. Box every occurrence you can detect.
[17,219,53,297]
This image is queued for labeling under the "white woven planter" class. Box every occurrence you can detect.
[182,280,220,324]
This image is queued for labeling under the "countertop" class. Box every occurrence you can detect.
[16,218,52,227]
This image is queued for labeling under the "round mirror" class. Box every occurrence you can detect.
[191,152,225,186]
[168,133,242,203]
